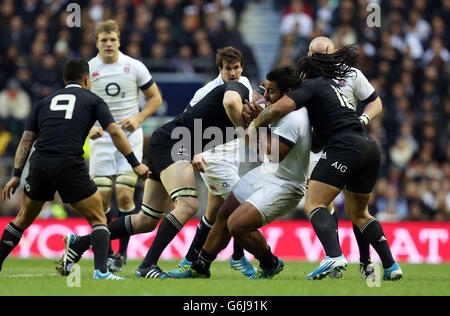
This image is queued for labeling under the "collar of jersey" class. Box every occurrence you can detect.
[65,84,82,89]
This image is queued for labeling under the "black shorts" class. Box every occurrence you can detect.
[147,130,191,182]
[310,132,381,194]
[24,152,97,204]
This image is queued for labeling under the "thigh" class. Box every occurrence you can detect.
[141,178,171,211]
[304,180,341,216]
[160,161,197,202]
[343,188,372,227]
[228,201,263,233]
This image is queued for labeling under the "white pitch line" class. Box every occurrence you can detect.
[6,273,59,278]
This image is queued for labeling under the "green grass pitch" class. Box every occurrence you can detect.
[0,258,449,296]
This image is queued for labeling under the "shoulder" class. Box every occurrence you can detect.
[121,53,148,70]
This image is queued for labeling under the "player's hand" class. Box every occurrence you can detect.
[243,100,263,128]
[2,177,20,201]
[120,117,140,132]
[192,154,208,173]
[133,163,150,181]
[89,126,104,140]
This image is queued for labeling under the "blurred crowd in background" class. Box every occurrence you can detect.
[0,0,448,222]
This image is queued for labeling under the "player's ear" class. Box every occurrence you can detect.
[84,75,90,89]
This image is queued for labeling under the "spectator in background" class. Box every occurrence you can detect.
[0,79,31,131]
[279,0,313,44]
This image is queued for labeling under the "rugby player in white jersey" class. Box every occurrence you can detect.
[305,37,382,279]
[173,66,311,279]
[87,20,162,271]
[167,47,257,277]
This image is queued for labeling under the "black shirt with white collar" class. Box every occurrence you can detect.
[26,84,114,157]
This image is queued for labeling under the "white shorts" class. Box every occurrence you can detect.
[308,151,323,177]
[232,165,306,225]
[89,127,143,177]
[200,149,240,198]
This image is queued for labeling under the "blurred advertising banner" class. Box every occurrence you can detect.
[1,218,449,263]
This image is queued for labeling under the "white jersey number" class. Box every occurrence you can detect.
[50,94,76,119]
[331,85,353,110]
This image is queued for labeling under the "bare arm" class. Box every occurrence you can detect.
[121,83,163,132]
[2,131,37,200]
[105,122,150,180]
[223,90,246,129]
[360,97,383,125]
[254,95,297,128]
[14,131,37,171]
[105,123,134,156]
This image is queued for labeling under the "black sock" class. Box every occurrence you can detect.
[232,239,245,261]
[90,225,110,273]
[360,219,395,269]
[0,223,23,271]
[185,215,213,262]
[118,208,134,257]
[139,213,182,269]
[309,207,342,258]
[191,248,216,273]
[331,209,339,226]
[255,247,277,270]
[353,223,371,264]
[104,208,114,257]
[73,215,134,255]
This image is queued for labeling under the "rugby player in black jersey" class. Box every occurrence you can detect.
[0,59,149,280]
[59,73,250,278]
[249,46,402,281]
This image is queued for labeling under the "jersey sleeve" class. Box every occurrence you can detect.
[224,82,249,101]
[25,103,40,133]
[286,80,315,109]
[95,100,116,129]
[134,60,154,90]
[353,68,377,104]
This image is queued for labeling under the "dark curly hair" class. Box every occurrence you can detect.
[295,45,359,81]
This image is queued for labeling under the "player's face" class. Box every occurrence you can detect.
[96,32,120,63]
[264,80,282,105]
[220,60,243,83]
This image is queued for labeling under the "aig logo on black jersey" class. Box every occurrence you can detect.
[105,83,121,97]
[331,161,347,173]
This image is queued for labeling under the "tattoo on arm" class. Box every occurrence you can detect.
[15,131,37,169]
[255,104,276,128]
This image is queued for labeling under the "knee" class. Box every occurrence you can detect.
[227,216,243,238]
[176,198,199,218]
[133,212,158,233]
[116,193,134,209]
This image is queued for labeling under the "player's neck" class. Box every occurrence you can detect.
[100,52,119,64]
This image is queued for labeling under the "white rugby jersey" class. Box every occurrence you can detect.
[190,74,253,156]
[333,67,376,110]
[263,108,311,186]
[89,51,153,123]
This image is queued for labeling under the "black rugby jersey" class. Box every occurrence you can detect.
[156,81,249,154]
[287,77,363,145]
[26,84,115,157]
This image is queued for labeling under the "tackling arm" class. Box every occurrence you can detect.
[360,97,383,126]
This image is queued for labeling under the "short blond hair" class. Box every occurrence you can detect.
[95,20,120,40]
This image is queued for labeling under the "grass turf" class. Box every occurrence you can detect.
[0,258,449,296]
